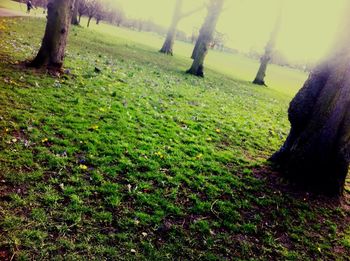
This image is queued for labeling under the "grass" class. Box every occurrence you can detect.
[0,0,307,97]
[0,9,349,261]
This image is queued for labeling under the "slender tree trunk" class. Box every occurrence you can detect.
[87,16,92,27]
[78,13,82,23]
[28,0,74,71]
[71,0,79,25]
[160,0,182,55]
[253,13,281,86]
[270,48,350,196]
[96,18,100,25]
[187,0,224,77]
[253,55,270,85]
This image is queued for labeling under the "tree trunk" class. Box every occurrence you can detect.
[96,18,100,25]
[253,55,270,85]
[270,52,350,196]
[28,0,74,71]
[191,34,203,60]
[253,13,281,86]
[71,0,79,25]
[78,13,82,23]
[87,16,92,27]
[187,0,224,77]
[160,0,182,55]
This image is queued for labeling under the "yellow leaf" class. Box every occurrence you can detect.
[79,164,88,170]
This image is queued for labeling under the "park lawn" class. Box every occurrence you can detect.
[0,15,349,260]
[0,0,308,96]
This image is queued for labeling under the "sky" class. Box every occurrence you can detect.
[113,0,347,64]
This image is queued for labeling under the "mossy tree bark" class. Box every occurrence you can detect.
[71,0,79,25]
[29,0,74,71]
[270,50,350,196]
[187,0,224,77]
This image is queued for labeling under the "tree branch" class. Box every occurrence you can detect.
[179,4,205,19]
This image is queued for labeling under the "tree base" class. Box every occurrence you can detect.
[186,66,204,77]
[269,152,346,198]
[159,49,173,56]
[253,79,267,86]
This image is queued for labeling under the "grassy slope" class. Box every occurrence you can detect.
[0,14,349,261]
[0,0,307,97]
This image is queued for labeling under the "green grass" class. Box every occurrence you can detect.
[79,19,308,97]
[0,0,307,96]
[0,13,349,261]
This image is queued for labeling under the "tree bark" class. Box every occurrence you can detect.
[253,15,281,86]
[253,55,270,86]
[159,0,182,55]
[71,0,79,25]
[187,0,224,77]
[29,0,74,71]
[270,52,350,196]
[87,16,92,27]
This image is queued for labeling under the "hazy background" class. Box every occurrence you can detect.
[110,0,346,64]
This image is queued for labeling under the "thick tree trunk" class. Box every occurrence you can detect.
[187,0,224,77]
[160,0,182,55]
[29,0,74,71]
[71,0,79,25]
[87,16,92,27]
[270,54,350,196]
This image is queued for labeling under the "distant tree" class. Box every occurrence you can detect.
[209,30,226,51]
[94,1,107,25]
[114,7,125,27]
[85,0,101,28]
[71,0,79,25]
[28,0,74,72]
[191,27,199,44]
[270,16,350,197]
[160,0,204,55]
[187,0,224,77]
[77,0,87,23]
[253,14,281,86]
[105,5,124,26]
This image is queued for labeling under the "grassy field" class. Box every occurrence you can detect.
[0,0,308,96]
[0,4,349,261]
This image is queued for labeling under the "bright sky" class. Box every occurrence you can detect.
[114,0,346,64]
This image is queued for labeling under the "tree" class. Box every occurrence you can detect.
[187,0,224,77]
[209,30,226,51]
[28,0,74,72]
[77,0,87,23]
[253,14,281,86]
[85,0,101,28]
[71,0,79,25]
[270,19,350,197]
[114,7,125,27]
[160,0,204,55]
